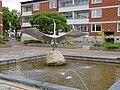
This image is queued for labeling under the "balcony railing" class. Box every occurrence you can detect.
[59,0,89,8]
[22,11,32,16]
[67,18,89,25]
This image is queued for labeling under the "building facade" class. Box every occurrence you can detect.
[21,0,120,43]
[59,0,89,32]
[0,0,2,35]
[21,0,58,40]
[21,0,58,28]
[89,0,120,43]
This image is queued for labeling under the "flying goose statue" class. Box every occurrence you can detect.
[22,21,88,66]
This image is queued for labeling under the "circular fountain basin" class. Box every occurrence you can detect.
[0,58,120,90]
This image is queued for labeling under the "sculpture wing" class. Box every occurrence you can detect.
[22,27,52,41]
[56,30,88,42]
[22,28,88,42]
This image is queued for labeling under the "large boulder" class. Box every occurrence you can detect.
[46,50,66,66]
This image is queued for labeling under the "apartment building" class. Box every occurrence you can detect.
[21,0,120,43]
[89,0,120,43]
[0,0,2,35]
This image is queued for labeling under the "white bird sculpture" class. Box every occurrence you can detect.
[22,21,88,50]
[22,21,88,66]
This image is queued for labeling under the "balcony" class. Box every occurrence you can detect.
[22,11,32,16]
[59,4,89,12]
[67,18,89,25]
[22,6,32,16]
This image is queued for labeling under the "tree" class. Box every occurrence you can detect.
[30,11,70,34]
[2,7,20,37]
[2,7,11,34]
[10,9,21,37]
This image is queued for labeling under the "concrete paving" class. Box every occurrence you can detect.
[0,44,120,89]
[0,45,120,62]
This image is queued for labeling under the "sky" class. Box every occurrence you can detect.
[2,0,29,12]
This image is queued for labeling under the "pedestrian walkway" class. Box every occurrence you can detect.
[7,38,22,47]
[0,45,120,62]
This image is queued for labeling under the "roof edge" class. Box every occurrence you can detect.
[20,0,47,4]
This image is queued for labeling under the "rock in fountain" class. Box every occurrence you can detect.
[22,20,88,66]
[46,49,66,65]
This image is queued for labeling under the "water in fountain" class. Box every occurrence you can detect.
[60,69,89,90]
[0,59,120,90]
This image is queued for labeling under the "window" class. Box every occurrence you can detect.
[92,0,102,4]
[66,0,73,6]
[74,0,89,5]
[74,25,88,32]
[118,7,120,16]
[59,0,73,7]
[91,9,102,18]
[33,3,39,11]
[49,0,57,9]
[60,12,73,19]
[117,23,120,32]
[22,16,30,23]
[74,10,89,19]
[92,24,102,32]
[22,6,32,12]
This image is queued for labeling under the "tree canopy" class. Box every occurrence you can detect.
[10,9,21,31]
[2,7,20,35]
[2,7,11,31]
[30,11,70,34]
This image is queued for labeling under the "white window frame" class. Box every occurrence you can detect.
[91,9,102,18]
[33,3,40,11]
[117,23,120,32]
[91,24,102,32]
[49,0,57,9]
[118,7,120,16]
[92,0,102,4]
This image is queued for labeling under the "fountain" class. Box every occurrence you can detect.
[22,20,88,65]
[61,69,88,90]
[1,59,120,90]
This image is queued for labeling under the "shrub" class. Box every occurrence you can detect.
[67,41,75,45]
[21,40,49,44]
[94,42,105,47]
[105,44,119,49]
[115,43,120,47]
[0,40,6,44]
[21,40,29,44]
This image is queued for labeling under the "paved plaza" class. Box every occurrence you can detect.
[0,44,120,89]
[0,45,120,62]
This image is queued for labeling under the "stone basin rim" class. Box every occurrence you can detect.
[0,55,120,90]
[0,54,120,65]
[0,73,80,90]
